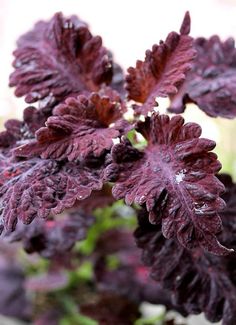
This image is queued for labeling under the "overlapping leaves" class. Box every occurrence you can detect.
[2,10,235,261]
[9,12,116,111]
[126,12,196,116]
[169,36,236,118]
[134,174,236,325]
[14,91,126,161]
[4,8,236,325]
[0,106,47,150]
[7,211,94,258]
[106,113,229,254]
[0,157,105,232]
[0,12,129,234]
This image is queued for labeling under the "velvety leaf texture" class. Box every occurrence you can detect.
[14,91,126,161]
[126,12,196,116]
[0,157,105,232]
[9,12,114,110]
[106,113,229,254]
[7,211,94,258]
[134,173,236,325]
[169,36,236,118]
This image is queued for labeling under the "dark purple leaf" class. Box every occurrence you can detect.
[0,266,31,320]
[0,242,32,320]
[0,119,23,149]
[14,92,127,161]
[74,184,115,213]
[0,157,105,233]
[22,106,48,135]
[134,191,236,325]
[218,173,236,214]
[0,106,47,150]
[9,12,114,110]
[7,211,94,258]
[106,113,230,254]
[169,36,236,118]
[126,12,196,116]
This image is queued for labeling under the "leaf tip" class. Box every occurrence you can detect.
[180,11,191,35]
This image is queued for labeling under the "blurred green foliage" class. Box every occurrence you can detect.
[76,200,136,255]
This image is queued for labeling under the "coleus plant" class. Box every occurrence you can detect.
[1,10,236,324]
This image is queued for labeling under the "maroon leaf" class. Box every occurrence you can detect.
[22,106,48,135]
[0,107,47,150]
[9,12,114,110]
[106,113,230,254]
[0,119,24,149]
[14,91,127,161]
[219,174,236,210]
[0,157,105,233]
[134,194,236,325]
[126,12,196,116]
[169,36,236,118]
[75,184,115,213]
[81,293,140,325]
